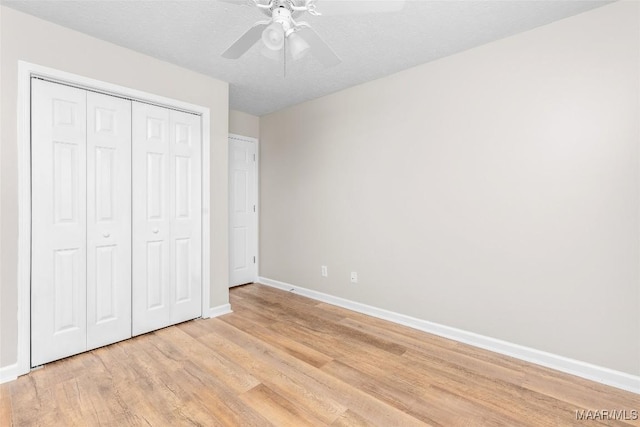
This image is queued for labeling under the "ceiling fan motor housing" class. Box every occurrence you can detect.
[272,6,293,33]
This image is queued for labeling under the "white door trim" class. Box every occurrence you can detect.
[14,61,212,379]
[229,133,259,285]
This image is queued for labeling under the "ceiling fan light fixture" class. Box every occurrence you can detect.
[261,22,285,51]
[287,32,310,61]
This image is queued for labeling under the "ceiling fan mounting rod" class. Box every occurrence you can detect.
[253,0,320,16]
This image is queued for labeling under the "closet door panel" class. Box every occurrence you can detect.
[86,92,132,350]
[170,110,202,324]
[31,79,88,366]
[132,102,171,336]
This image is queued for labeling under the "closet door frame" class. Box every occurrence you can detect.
[14,61,212,378]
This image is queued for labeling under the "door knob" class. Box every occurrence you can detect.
[153,228,159,234]
[103,232,110,238]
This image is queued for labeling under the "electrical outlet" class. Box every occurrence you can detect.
[321,266,328,277]
[350,272,358,283]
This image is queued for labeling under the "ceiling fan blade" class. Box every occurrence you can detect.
[222,21,271,59]
[316,0,405,15]
[297,27,341,67]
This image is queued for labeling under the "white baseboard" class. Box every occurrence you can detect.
[0,362,20,384]
[258,276,640,394]
[205,303,233,318]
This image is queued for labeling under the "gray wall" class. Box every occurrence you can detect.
[230,110,260,139]
[259,1,640,375]
[0,7,230,367]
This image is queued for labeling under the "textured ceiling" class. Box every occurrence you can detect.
[2,0,611,116]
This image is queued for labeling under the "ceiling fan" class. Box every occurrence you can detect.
[221,0,405,67]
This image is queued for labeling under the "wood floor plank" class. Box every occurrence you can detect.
[2,283,637,426]
[0,386,12,427]
[221,311,335,368]
[521,368,640,414]
[266,317,407,364]
[322,359,461,426]
[201,321,349,424]
[240,383,329,427]
[316,302,462,350]
[217,296,279,326]
[331,409,374,427]
[320,298,640,425]
[154,324,262,393]
[235,289,407,356]
[201,321,433,426]
[399,351,608,427]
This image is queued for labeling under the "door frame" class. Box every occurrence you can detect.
[15,61,212,378]
[228,133,259,286]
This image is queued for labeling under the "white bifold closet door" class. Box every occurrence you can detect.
[31,79,132,366]
[86,91,132,351]
[132,102,202,336]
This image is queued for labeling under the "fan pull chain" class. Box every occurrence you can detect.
[283,38,287,77]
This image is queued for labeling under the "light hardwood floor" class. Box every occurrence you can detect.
[1,283,638,426]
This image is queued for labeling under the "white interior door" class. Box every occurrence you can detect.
[132,102,202,335]
[229,136,257,287]
[86,91,132,350]
[31,79,88,366]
